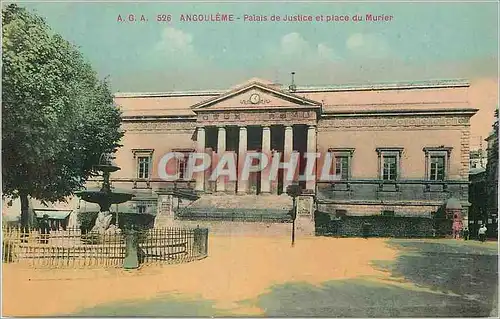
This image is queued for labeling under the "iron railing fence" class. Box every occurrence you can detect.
[138,227,208,265]
[175,208,293,223]
[2,226,208,268]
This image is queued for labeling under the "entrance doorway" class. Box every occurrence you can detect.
[271,126,285,195]
[246,126,262,194]
[293,125,308,190]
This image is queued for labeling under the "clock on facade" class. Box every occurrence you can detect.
[249,93,261,104]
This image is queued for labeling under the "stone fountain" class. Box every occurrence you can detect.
[75,153,134,234]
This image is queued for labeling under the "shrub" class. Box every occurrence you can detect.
[315,213,437,238]
[77,211,99,233]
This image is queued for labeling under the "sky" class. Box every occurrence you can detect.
[3,1,499,140]
[8,1,499,93]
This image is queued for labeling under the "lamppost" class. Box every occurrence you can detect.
[286,183,302,247]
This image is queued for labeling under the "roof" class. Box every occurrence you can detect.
[114,78,474,118]
[114,79,470,97]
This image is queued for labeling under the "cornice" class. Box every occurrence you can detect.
[121,115,197,121]
[321,108,478,118]
[114,79,470,98]
[295,79,470,93]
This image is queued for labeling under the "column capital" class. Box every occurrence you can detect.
[197,126,205,130]
[284,125,293,130]
[262,125,271,130]
[217,126,226,131]
[239,126,247,131]
[307,124,317,129]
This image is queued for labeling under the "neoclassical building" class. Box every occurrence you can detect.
[103,77,477,223]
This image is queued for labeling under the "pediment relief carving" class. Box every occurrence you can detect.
[192,82,321,112]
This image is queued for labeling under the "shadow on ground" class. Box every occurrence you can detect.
[71,239,498,317]
[256,279,487,317]
[256,240,498,317]
[379,240,498,303]
[70,294,230,317]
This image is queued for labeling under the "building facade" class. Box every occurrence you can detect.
[99,78,477,223]
[484,110,499,237]
[469,150,487,170]
[468,110,498,238]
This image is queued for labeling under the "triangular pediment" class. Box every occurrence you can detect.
[192,80,321,111]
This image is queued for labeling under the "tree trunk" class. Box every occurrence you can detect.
[20,193,32,229]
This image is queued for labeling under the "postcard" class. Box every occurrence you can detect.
[2,1,498,317]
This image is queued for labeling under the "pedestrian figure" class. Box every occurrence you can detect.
[452,217,463,239]
[478,224,487,242]
[39,214,50,244]
[463,227,469,241]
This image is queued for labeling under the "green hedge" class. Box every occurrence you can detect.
[315,211,451,238]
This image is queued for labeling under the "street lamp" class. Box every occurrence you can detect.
[286,183,302,247]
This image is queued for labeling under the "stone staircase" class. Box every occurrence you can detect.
[155,194,293,227]
[154,194,315,236]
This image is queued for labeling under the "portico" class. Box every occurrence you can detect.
[191,81,321,195]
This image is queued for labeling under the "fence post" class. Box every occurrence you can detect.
[193,226,203,255]
[2,228,15,263]
[203,229,208,255]
[123,228,139,269]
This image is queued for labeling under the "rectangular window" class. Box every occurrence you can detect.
[329,148,355,180]
[376,147,403,181]
[178,155,188,179]
[430,156,445,181]
[172,149,195,180]
[137,156,150,179]
[383,156,398,181]
[423,147,452,181]
[335,156,349,180]
[132,149,154,180]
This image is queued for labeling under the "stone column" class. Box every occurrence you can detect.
[306,125,317,191]
[260,126,271,194]
[216,126,226,193]
[237,126,248,194]
[282,125,294,193]
[195,127,205,192]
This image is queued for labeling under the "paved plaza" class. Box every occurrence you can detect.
[2,236,498,317]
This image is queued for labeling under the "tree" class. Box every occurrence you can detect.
[2,4,124,227]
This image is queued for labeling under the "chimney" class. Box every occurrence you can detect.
[288,72,297,92]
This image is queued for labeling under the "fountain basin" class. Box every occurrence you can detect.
[93,164,120,173]
[75,189,133,205]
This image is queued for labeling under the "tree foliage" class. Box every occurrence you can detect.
[2,4,124,226]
